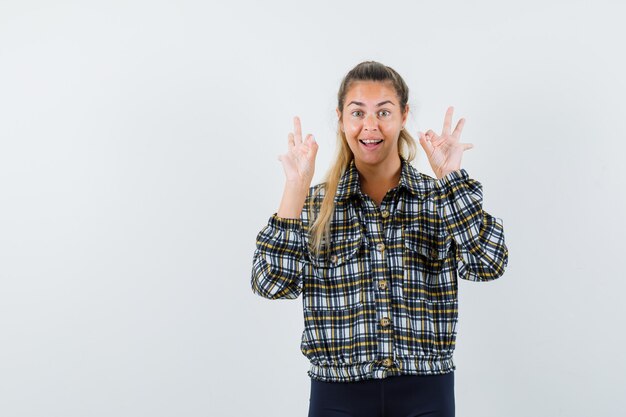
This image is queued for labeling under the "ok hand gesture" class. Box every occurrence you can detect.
[278,116,318,186]
[418,106,473,179]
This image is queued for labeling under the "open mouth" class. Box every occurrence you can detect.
[359,139,383,149]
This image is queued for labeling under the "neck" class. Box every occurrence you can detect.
[355,155,402,196]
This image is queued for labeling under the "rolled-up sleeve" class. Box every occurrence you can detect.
[251,213,306,299]
[434,169,509,282]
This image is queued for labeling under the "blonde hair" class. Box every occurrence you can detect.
[308,61,418,255]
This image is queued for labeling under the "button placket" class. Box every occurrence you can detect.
[359,197,398,371]
[382,358,394,367]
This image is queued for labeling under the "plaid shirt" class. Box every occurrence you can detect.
[251,158,509,382]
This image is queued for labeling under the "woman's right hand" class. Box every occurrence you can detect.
[278,116,318,186]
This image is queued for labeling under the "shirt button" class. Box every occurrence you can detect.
[380,317,391,327]
[429,248,438,258]
[381,210,390,218]
[330,254,338,263]
[382,358,393,367]
[378,280,388,290]
[376,242,385,252]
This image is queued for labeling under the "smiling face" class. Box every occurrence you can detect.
[337,80,408,169]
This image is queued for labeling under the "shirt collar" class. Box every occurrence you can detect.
[334,157,426,203]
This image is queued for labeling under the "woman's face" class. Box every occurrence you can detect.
[337,80,408,168]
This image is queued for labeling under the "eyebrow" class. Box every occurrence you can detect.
[347,100,396,107]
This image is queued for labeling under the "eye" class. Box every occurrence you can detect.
[351,110,363,117]
[378,110,391,117]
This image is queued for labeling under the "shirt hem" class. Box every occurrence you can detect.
[306,356,456,382]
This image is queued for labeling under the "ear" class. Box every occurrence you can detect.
[401,104,409,128]
[336,108,344,131]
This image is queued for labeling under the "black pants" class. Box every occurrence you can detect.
[307,372,455,417]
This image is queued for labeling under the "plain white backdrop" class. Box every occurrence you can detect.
[1,1,625,416]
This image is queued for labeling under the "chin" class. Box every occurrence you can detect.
[354,154,385,166]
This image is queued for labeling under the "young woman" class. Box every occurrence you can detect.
[251,61,509,417]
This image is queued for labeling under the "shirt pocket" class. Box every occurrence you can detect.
[304,232,367,311]
[402,227,456,303]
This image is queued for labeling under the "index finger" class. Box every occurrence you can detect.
[442,106,454,135]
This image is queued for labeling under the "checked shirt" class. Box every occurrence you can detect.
[251,158,509,382]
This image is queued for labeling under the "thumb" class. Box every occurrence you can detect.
[418,131,433,155]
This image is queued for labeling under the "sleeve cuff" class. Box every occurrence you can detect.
[269,213,303,231]
[434,169,469,190]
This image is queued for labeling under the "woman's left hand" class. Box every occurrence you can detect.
[418,106,473,179]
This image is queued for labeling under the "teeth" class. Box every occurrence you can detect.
[361,139,382,144]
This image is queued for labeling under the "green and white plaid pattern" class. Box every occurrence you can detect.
[252,158,509,382]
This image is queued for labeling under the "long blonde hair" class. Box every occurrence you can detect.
[308,61,418,255]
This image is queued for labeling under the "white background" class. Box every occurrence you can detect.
[1,1,625,416]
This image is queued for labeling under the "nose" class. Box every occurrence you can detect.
[363,113,378,131]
